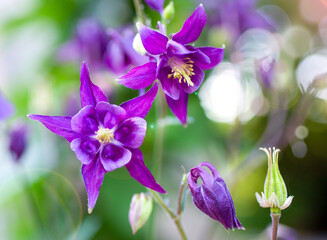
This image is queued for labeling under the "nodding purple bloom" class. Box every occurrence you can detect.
[57,19,108,70]
[187,162,244,231]
[28,62,165,213]
[118,5,224,125]
[0,91,15,121]
[9,122,28,162]
[105,28,148,75]
[203,0,275,42]
[144,0,164,13]
[256,56,276,89]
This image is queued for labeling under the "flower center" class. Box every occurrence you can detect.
[168,57,195,86]
[95,127,114,144]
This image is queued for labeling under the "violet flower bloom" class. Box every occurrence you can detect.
[28,62,165,213]
[0,91,15,121]
[9,122,28,162]
[105,28,148,75]
[188,162,244,231]
[144,0,164,13]
[57,19,108,70]
[203,0,274,42]
[118,4,224,125]
[256,56,275,89]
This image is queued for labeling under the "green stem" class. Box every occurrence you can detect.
[133,0,146,24]
[177,177,187,216]
[270,213,280,240]
[150,190,188,240]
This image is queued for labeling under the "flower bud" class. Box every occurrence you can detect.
[255,148,294,214]
[187,162,244,231]
[128,193,153,234]
[133,33,147,56]
[9,122,28,162]
[163,1,175,23]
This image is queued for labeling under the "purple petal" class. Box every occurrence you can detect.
[115,117,146,148]
[118,62,157,89]
[179,64,204,94]
[165,88,188,126]
[172,4,207,44]
[137,23,168,55]
[95,102,126,129]
[81,158,106,213]
[167,40,196,56]
[158,66,180,100]
[144,0,164,12]
[105,38,125,74]
[120,82,159,119]
[28,114,80,142]
[196,47,224,70]
[125,148,166,193]
[0,92,15,121]
[71,138,100,165]
[80,62,108,108]
[71,105,99,135]
[100,143,131,172]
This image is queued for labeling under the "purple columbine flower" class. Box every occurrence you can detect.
[144,0,164,13]
[28,62,165,213]
[0,91,15,122]
[187,162,244,231]
[9,122,28,162]
[118,4,224,125]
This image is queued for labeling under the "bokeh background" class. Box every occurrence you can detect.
[1,0,327,239]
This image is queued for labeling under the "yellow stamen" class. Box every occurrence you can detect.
[168,57,195,86]
[95,127,114,144]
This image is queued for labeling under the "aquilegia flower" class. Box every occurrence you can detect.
[187,162,244,231]
[118,4,224,125]
[28,62,165,213]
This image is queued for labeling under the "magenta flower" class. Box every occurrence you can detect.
[118,4,224,125]
[187,162,244,231]
[28,62,165,213]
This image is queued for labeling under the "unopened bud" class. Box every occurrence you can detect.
[163,2,175,23]
[133,32,147,56]
[128,193,153,234]
[255,148,294,214]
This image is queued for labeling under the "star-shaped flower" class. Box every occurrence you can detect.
[118,4,224,125]
[28,62,165,213]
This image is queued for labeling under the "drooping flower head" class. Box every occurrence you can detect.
[187,162,244,231]
[9,121,28,162]
[28,62,165,213]
[118,4,224,125]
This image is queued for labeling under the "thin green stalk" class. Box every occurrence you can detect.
[150,190,188,240]
[133,0,146,24]
[177,177,187,216]
[270,213,280,240]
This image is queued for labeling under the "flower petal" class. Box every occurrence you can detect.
[81,158,106,213]
[159,66,180,100]
[118,62,157,89]
[105,38,125,74]
[144,0,164,12]
[179,64,204,94]
[80,62,108,108]
[27,114,80,142]
[100,143,132,172]
[125,148,166,194]
[120,82,159,119]
[0,92,15,121]
[196,47,224,70]
[165,88,188,126]
[172,4,207,44]
[71,138,100,165]
[115,117,146,148]
[136,22,168,55]
[167,40,196,56]
[71,105,99,135]
[95,102,126,129]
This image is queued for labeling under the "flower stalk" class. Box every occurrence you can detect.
[271,212,280,240]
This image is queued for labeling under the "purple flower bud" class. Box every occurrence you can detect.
[9,122,28,162]
[257,56,276,89]
[187,162,244,231]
